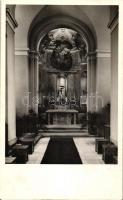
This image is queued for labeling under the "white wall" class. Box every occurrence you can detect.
[82,6,110,50]
[15,55,29,116]
[82,6,111,110]
[15,5,43,48]
[110,25,118,145]
[96,56,111,110]
[15,5,96,49]
[15,5,111,50]
[6,13,16,144]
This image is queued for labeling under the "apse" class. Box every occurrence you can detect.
[38,27,88,109]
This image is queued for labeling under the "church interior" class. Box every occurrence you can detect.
[5,5,118,164]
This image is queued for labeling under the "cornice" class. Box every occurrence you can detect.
[87,49,111,59]
[96,49,111,58]
[6,8,18,31]
[15,48,29,56]
[108,10,118,31]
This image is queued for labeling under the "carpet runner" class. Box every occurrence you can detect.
[41,137,82,164]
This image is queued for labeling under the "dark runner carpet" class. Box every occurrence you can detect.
[41,137,82,164]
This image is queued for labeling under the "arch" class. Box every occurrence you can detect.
[28,15,97,53]
[28,10,97,113]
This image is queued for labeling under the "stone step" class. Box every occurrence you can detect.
[39,124,88,136]
[39,129,88,133]
[42,124,87,129]
[40,132,91,137]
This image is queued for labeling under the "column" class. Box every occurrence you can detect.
[87,53,96,112]
[50,73,57,98]
[6,7,18,146]
[74,72,81,100]
[39,67,42,104]
[53,73,57,99]
[67,73,74,99]
[34,52,39,114]
[29,51,39,114]
[73,113,77,124]
[48,113,50,125]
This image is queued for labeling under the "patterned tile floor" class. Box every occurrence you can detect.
[27,137,104,164]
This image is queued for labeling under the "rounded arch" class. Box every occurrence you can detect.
[28,10,97,113]
[28,15,97,53]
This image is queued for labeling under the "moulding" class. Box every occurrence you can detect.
[6,8,18,32]
[15,47,29,56]
[96,49,111,58]
[108,10,118,32]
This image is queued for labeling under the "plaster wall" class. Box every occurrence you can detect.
[82,6,110,50]
[6,23,16,143]
[15,5,43,48]
[96,56,111,110]
[15,55,29,116]
[15,5,110,51]
[110,25,118,145]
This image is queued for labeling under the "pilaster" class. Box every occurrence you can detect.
[6,7,17,145]
[87,52,96,112]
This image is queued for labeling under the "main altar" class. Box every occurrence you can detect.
[38,28,87,134]
[46,109,78,125]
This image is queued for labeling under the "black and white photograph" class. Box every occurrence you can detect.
[0,1,122,199]
[5,5,118,164]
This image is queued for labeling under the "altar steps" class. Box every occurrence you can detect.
[39,124,90,137]
[40,132,91,137]
[45,124,85,129]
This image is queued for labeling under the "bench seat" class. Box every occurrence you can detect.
[5,156,16,164]
[102,143,118,164]
[12,144,29,164]
[19,138,34,154]
[95,138,109,154]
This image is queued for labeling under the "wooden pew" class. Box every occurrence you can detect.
[6,132,42,164]
[95,138,109,154]
[19,138,34,154]
[95,124,110,154]
[18,133,42,154]
[102,143,118,164]
[5,157,16,164]
[12,144,29,164]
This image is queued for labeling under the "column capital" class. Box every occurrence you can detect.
[29,51,40,61]
[87,52,96,61]
[96,49,111,58]
[15,47,29,56]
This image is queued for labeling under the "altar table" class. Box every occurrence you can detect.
[46,109,78,125]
